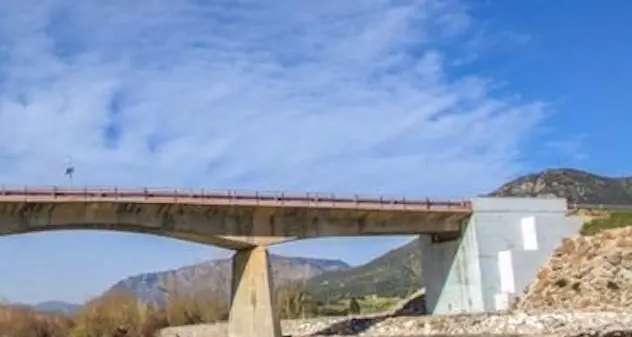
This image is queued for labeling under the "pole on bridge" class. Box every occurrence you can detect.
[64,157,75,187]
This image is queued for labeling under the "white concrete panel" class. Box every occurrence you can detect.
[521,216,538,250]
[497,250,515,293]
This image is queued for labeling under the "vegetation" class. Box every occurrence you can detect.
[580,211,632,236]
[0,283,327,337]
[306,239,421,301]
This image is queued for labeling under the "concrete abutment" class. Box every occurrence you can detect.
[228,246,282,337]
[420,197,583,314]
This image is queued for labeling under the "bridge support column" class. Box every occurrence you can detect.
[419,197,582,314]
[228,246,281,337]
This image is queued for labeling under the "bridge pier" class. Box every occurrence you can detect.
[228,246,281,337]
[420,197,583,314]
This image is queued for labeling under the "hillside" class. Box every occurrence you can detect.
[105,168,632,304]
[489,168,632,204]
[108,254,350,303]
[305,239,421,300]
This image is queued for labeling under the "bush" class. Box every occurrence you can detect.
[580,211,632,235]
[0,304,73,337]
[70,290,167,337]
[277,283,318,319]
[163,288,229,326]
[0,282,322,336]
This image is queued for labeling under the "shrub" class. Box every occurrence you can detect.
[0,304,73,337]
[70,290,166,337]
[276,283,318,319]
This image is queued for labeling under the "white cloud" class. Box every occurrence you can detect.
[0,0,546,199]
[0,0,559,304]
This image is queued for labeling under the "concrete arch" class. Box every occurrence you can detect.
[0,201,282,249]
[0,222,253,249]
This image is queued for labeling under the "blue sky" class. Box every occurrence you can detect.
[0,0,628,304]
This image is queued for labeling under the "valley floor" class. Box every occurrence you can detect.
[158,311,632,337]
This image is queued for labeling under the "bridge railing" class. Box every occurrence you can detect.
[0,185,473,209]
[568,203,632,210]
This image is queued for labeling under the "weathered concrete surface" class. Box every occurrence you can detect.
[0,202,467,249]
[228,246,281,337]
[420,197,583,314]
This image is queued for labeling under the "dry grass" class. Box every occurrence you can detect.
[0,284,315,337]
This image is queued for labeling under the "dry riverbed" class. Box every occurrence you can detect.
[159,311,632,337]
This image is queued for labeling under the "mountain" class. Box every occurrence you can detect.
[108,168,632,302]
[34,301,82,315]
[488,168,632,204]
[305,239,421,300]
[108,254,350,303]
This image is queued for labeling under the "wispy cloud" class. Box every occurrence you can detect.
[0,0,546,198]
[0,0,558,304]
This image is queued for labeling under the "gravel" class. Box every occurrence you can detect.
[159,311,632,337]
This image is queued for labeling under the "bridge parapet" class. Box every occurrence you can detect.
[0,185,472,212]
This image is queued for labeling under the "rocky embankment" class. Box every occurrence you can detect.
[514,227,632,311]
[160,312,632,337]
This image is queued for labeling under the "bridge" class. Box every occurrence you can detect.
[0,186,610,337]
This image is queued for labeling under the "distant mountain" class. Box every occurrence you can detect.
[107,254,350,303]
[305,238,421,300]
[34,301,82,315]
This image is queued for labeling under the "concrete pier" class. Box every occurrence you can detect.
[420,197,583,314]
[228,246,281,337]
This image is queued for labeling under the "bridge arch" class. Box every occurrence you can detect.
[0,222,254,249]
[0,201,274,249]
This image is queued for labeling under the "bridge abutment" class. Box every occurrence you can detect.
[228,245,281,337]
[420,197,583,314]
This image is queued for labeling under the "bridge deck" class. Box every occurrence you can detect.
[0,186,473,213]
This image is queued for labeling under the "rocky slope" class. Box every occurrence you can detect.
[489,168,632,204]
[513,226,632,311]
[108,254,350,303]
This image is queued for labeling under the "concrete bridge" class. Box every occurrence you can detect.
[0,186,604,337]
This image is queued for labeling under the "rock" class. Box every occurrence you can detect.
[513,227,632,311]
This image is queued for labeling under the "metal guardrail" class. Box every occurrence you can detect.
[2,186,631,211]
[569,203,632,210]
[0,185,473,210]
